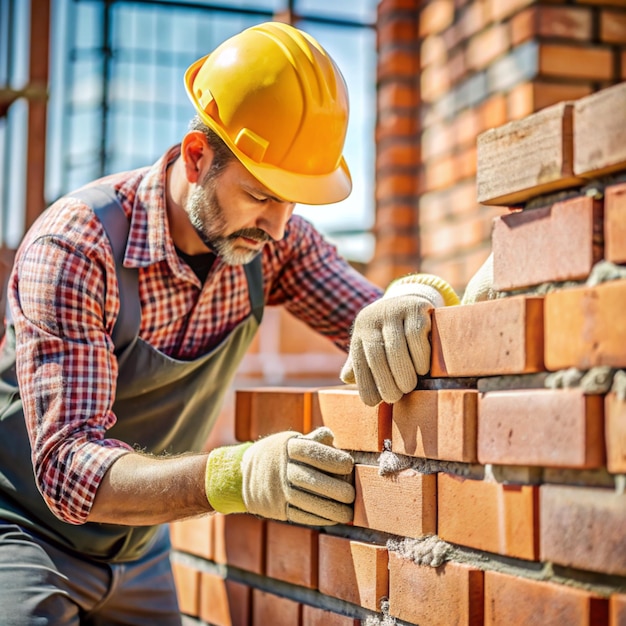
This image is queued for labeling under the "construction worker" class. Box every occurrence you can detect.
[0,23,459,624]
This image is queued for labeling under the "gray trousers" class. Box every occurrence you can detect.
[0,521,182,625]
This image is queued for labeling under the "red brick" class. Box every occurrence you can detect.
[479,389,605,469]
[318,534,389,612]
[431,296,545,377]
[377,17,418,49]
[252,589,300,626]
[466,23,510,71]
[234,387,318,441]
[419,0,455,37]
[491,0,534,22]
[610,594,626,626]
[606,392,626,474]
[484,570,609,625]
[541,484,626,576]
[353,464,437,538]
[601,10,626,44]
[172,561,201,617]
[200,574,251,626]
[312,387,392,452]
[507,81,593,120]
[438,473,539,560]
[377,48,419,82]
[388,553,484,626]
[544,280,626,371]
[539,43,613,80]
[605,182,626,264]
[392,389,478,462]
[574,82,626,177]
[492,196,603,291]
[477,102,583,206]
[511,5,593,45]
[378,82,419,110]
[375,171,420,199]
[266,521,318,589]
[213,513,265,574]
[301,605,359,626]
[169,515,213,560]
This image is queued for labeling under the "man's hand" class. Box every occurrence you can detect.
[341,274,459,406]
[205,427,354,526]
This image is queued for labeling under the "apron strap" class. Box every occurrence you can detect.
[243,255,264,325]
[69,185,141,354]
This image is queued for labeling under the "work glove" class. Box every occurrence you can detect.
[204,427,354,526]
[340,273,459,406]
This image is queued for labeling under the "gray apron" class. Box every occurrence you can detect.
[0,187,264,562]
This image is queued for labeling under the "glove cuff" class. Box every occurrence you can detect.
[205,442,253,514]
[385,273,460,307]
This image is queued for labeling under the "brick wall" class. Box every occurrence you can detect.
[369,0,626,294]
[170,79,626,625]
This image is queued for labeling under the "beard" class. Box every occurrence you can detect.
[185,173,272,266]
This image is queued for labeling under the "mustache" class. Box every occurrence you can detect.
[228,228,273,243]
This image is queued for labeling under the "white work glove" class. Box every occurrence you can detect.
[204,427,354,526]
[341,274,459,406]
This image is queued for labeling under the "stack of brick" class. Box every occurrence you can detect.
[170,81,626,625]
[371,0,626,294]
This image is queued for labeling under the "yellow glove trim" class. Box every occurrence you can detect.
[205,442,253,514]
[387,273,460,306]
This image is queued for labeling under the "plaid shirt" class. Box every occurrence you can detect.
[7,145,382,524]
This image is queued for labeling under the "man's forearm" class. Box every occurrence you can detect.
[87,452,213,525]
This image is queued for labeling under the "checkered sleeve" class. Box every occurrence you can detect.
[9,201,133,525]
[264,215,383,352]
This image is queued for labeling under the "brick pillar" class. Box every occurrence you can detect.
[367,0,421,288]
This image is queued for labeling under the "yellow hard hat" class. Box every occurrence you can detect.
[184,22,352,205]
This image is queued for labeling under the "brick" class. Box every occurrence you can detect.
[421,34,447,67]
[169,515,213,560]
[301,605,359,626]
[392,389,478,463]
[574,82,626,177]
[540,484,626,576]
[388,553,484,626]
[491,0,534,22]
[466,23,510,71]
[539,43,614,81]
[605,182,626,264]
[492,196,603,291]
[477,102,583,206]
[252,589,300,626]
[438,473,539,560]
[419,0,455,37]
[431,296,545,377]
[421,213,490,257]
[234,387,316,441]
[484,570,609,625]
[200,574,250,626]
[375,171,420,200]
[610,594,626,626]
[377,48,420,83]
[353,464,437,538]
[378,82,419,110]
[507,81,593,120]
[213,513,265,574]
[487,41,539,98]
[312,387,392,452]
[266,521,318,589]
[318,534,389,612]
[479,389,605,468]
[511,5,593,45]
[544,280,626,371]
[606,392,626,474]
[172,561,201,617]
[601,10,626,44]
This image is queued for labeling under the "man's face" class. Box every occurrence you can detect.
[185,158,296,266]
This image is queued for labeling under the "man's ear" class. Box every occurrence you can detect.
[181,131,214,183]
